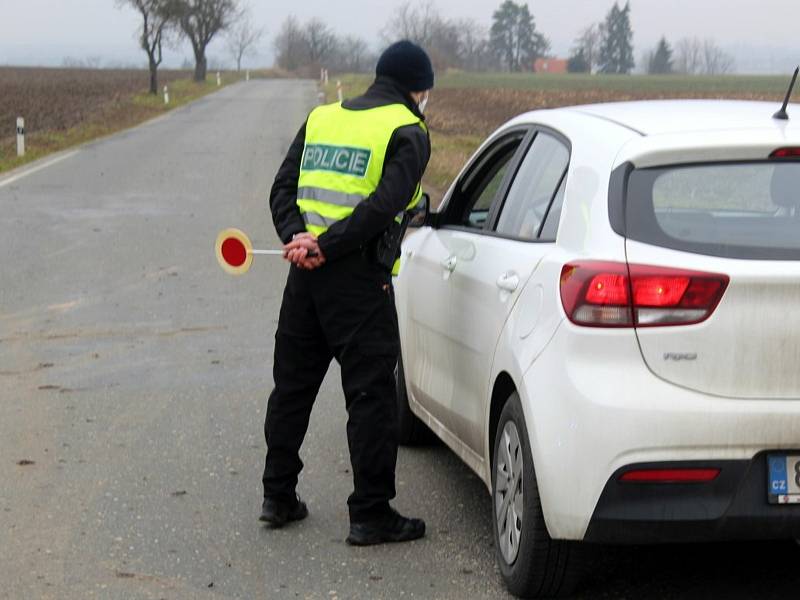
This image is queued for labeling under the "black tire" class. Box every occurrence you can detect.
[395,355,436,446]
[492,392,586,598]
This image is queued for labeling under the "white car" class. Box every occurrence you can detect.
[394,100,800,598]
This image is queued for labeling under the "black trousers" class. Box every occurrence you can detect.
[262,252,400,523]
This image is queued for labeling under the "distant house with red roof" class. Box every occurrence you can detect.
[534,58,568,74]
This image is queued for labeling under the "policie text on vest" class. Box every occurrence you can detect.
[302,144,372,178]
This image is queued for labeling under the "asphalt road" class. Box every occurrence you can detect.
[1,79,798,600]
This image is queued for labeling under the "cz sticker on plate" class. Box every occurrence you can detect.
[767,454,800,504]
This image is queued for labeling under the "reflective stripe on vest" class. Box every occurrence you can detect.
[297,102,426,237]
[297,186,365,208]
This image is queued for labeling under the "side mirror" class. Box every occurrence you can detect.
[408,193,431,228]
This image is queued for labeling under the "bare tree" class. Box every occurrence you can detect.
[225,13,264,71]
[118,0,174,93]
[381,8,492,71]
[703,39,735,75]
[305,18,336,64]
[674,37,735,75]
[455,19,491,71]
[431,19,463,70]
[674,37,703,74]
[273,15,307,71]
[640,49,654,75]
[382,2,479,70]
[338,36,370,72]
[323,35,376,74]
[61,57,86,68]
[573,24,601,73]
[382,1,439,46]
[85,55,104,69]
[171,0,240,82]
[273,16,360,73]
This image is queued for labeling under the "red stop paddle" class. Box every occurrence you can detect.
[215,228,316,275]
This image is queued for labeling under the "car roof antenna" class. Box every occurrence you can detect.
[773,66,799,120]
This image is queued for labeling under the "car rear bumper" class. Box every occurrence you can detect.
[520,321,800,542]
[584,455,800,544]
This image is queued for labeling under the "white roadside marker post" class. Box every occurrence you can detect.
[246,70,250,82]
[163,85,170,105]
[336,80,343,102]
[16,117,25,157]
[324,69,329,85]
[216,71,221,87]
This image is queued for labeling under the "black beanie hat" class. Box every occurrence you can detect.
[375,40,434,92]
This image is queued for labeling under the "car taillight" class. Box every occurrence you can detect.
[560,261,729,328]
[771,147,800,159]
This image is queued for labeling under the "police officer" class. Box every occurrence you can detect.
[260,40,433,546]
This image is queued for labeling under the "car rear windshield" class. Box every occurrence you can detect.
[626,161,800,260]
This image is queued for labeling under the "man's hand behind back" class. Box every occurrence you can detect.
[284,233,326,270]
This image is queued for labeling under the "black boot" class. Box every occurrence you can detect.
[260,494,308,528]
[346,508,425,546]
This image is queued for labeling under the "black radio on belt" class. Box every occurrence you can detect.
[375,212,411,272]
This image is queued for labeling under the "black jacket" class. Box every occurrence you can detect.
[269,77,431,262]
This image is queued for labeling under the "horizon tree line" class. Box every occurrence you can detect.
[276,0,736,77]
[117,0,737,90]
[638,36,734,75]
[568,2,735,75]
[274,1,550,75]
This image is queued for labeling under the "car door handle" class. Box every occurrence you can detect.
[441,255,457,272]
[496,271,520,292]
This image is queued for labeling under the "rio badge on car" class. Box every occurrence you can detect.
[768,454,800,504]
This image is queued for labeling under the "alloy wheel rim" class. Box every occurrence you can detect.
[495,420,524,565]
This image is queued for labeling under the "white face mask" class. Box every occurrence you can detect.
[417,92,429,114]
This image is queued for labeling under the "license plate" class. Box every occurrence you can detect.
[767,454,800,504]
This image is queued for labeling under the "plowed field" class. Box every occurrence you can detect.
[0,68,189,140]
[0,67,237,172]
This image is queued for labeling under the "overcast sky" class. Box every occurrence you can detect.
[1,0,798,72]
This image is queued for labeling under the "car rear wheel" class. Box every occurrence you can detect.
[492,392,585,598]
[395,356,435,445]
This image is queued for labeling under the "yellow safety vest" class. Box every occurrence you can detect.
[297,102,426,274]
